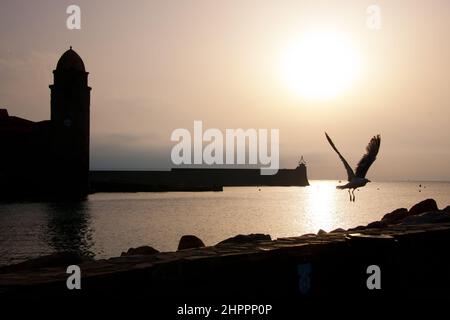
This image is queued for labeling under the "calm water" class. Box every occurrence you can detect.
[0,180,449,266]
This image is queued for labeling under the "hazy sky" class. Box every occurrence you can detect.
[1,0,449,180]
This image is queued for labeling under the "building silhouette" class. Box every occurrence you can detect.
[0,48,308,199]
[0,48,90,200]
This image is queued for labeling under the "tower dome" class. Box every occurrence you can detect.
[56,47,85,72]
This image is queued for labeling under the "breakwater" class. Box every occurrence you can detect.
[89,164,309,193]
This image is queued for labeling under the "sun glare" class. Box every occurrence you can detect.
[280,30,362,100]
[307,181,335,232]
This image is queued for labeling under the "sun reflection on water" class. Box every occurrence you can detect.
[306,180,337,232]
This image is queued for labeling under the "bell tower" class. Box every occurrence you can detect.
[49,47,91,198]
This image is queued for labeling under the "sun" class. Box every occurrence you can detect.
[280,30,362,100]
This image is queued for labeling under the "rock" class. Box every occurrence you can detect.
[330,228,346,233]
[216,233,271,246]
[366,220,388,229]
[347,225,366,232]
[382,208,408,224]
[402,211,450,225]
[0,252,93,274]
[317,229,327,236]
[409,199,438,216]
[121,246,159,256]
[299,233,317,238]
[177,235,205,251]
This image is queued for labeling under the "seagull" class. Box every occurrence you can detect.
[325,132,381,202]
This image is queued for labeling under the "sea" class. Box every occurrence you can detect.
[0,180,449,266]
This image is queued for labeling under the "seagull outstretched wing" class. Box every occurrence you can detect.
[325,132,355,181]
[355,135,381,178]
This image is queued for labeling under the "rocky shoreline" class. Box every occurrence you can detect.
[1,198,450,300]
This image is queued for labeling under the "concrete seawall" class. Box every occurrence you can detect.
[89,164,309,193]
[2,222,450,301]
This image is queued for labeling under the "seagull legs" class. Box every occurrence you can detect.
[348,188,356,202]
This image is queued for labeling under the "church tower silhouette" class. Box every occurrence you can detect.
[49,47,91,198]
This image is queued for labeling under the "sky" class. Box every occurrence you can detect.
[0,0,449,180]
